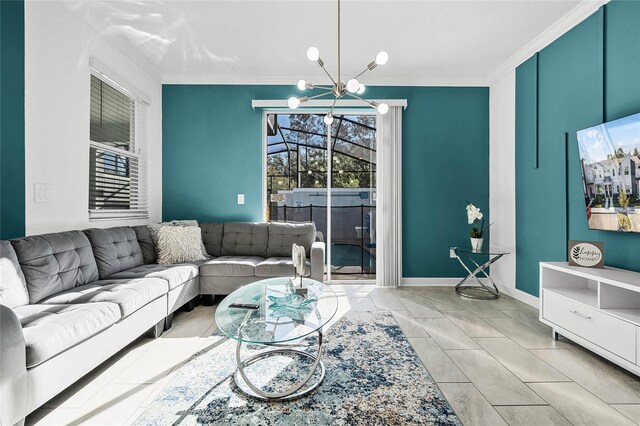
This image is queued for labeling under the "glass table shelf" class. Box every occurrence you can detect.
[215,277,338,400]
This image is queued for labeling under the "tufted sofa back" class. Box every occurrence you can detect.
[11,231,100,303]
[0,241,30,308]
[199,222,224,257]
[220,222,269,257]
[83,227,144,279]
[132,225,156,264]
[267,222,316,257]
[196,221,316,258]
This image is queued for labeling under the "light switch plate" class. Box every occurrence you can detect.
[34,183,52,203]
[237,194,245,205]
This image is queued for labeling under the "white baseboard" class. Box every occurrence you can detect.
[401,277,489,286]
[401,277,540,309]
[495,284,539,308]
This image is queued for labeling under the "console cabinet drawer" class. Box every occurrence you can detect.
[543,290,636,362]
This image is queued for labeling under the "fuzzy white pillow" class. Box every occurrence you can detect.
[149,220,208,257]
[156,226,207,265]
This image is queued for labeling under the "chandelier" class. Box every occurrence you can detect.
[287,0,389,125]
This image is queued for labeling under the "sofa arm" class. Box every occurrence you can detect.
[1,304,28,426]
[309,241,325,282]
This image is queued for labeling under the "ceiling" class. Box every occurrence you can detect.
[64,0,594,85]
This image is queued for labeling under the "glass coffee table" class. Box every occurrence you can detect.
[215,277,338,400]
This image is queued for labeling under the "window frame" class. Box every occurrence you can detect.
[88,68,148,221]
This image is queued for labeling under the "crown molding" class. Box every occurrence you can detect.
[251,99,408,109]
[162,74,489,87]
[488,0,610,85]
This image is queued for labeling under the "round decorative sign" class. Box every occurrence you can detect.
[568,241,604,268]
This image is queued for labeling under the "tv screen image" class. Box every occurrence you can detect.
[577,112,640,233]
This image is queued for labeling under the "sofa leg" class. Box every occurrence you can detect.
[147,320,164,338]
[164,313,174,331]
[201,294,215,306]
[181,298,197,312]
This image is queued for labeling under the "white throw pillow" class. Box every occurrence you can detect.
[149,220,208,257]
[156,226,207,265]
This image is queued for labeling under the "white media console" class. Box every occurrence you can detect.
[539,262,640,376]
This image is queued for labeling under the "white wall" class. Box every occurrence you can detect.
[489,70,539,306]
[25,1,162,235]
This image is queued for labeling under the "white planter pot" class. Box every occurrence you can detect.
[470,237,484,253]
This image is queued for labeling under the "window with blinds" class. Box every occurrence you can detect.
[89,74,148,219]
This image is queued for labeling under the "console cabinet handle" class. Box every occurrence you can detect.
[569,310,591,319]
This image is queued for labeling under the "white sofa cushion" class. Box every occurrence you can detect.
[200,256,263,277]
[14,303,121,368]
[255,257,311,277]
[109,263,200,290]
[40,278,168,317]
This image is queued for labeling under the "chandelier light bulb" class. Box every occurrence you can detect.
[375,51,389,66]
[288,7,390,116]
[288,96,301,109]
[306,47,320,61]
[346,78,360,93]
[377,102,389,114]
[324,113,334,125]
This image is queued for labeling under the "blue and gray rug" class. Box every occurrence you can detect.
[135,311,460,425]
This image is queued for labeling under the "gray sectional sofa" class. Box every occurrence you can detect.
[0,221,324,425]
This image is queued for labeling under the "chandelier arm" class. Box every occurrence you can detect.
[306,90,334,101]
[352,60,379,81]
[344,92,375,106]
[329,97,337,116]
[313,85,333,90]
[317,62,337,86]
[352,67,370,81]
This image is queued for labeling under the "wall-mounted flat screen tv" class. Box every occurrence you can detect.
[577,112,640,233]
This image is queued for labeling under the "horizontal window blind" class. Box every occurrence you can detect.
[89,74,148,219]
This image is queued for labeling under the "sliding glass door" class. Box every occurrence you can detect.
[265,112,377,281]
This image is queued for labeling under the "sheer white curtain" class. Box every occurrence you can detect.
[376,106,403,287]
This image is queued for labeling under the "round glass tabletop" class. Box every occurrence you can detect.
[215,277,338,344]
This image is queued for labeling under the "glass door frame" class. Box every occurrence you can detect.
[261,108,377,284]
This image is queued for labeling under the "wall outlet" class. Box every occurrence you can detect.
[34,183,52,203]
[237,194,245,205]
[449,248,457,258]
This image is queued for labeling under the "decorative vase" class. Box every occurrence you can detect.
[470,237,484,252]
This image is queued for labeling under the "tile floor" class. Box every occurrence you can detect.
[26,286,640,426]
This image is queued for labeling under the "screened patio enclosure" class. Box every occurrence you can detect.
[266,113,377,279]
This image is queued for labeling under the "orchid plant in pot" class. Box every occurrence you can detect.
[467,203,492,252]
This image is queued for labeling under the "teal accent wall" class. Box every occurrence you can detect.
[515,0,640,296]
[0,0,25,239]
[163,85,489,277]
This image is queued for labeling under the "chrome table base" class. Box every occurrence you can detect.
[452,247,507,300]
[234,310,325,400]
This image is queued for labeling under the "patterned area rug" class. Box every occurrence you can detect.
[135,311,460,425]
